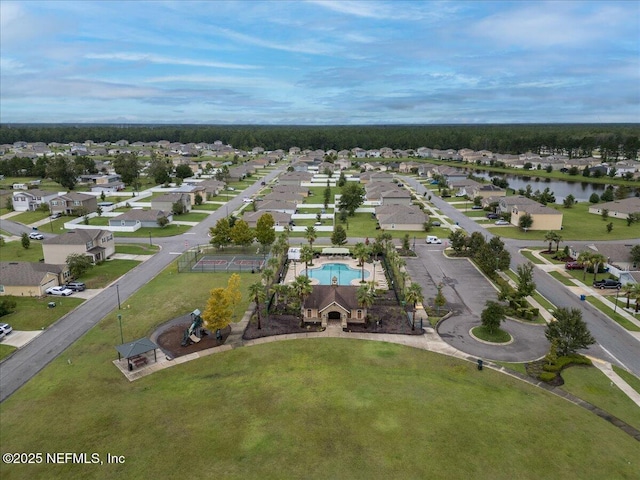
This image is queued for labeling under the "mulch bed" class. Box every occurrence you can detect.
[156,323,231,358]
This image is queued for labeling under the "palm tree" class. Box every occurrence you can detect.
[261,267,274,288]
[353,242,370,283]
[590,253,607,283]
[625,283,640,312]
[356,282,376,309]
[577,250,593,281]
[271,283,290,310]
[300,245,314,276]
[405,283,424,330]
[291,275,313,326]
[543,231,556,253]
[248,282,266,329]
[305,226,317,252]
[554,233,563,253]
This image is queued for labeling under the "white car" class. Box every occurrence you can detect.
[426,236,442,244]
[46,286,73,296]
[242,197,253,203]
[495,220,510,226]
[0,323,12,336]
[29,232,44,240]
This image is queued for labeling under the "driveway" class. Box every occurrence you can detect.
[405,244,549,362]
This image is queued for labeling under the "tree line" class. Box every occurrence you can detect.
[1,124,638,159]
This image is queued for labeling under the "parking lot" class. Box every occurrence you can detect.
[405,246,549,362]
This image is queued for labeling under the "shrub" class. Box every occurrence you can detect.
[539,372,557,383]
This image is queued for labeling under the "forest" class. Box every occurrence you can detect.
[1,123,639,159]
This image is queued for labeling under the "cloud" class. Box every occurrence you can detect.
[84,53,259,70]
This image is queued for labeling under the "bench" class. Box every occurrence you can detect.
[131,356,147,368]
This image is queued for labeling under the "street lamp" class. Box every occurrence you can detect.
[117,314,124,344]
[614,289,619,313]
[116,283,121,310]
[149,232,152,247]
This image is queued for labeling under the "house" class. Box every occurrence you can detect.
[11,189,58,212]
[510,204,563,231]
[302,285,366,328]
[242,211,292,229]
[488,196,540,214]
[465,183,506,199]
[256,200,297,215]
[365,183,412,206]
[174,185,207,205]
[271,185,309,198]
[588,197,640,220]
[151,193,192,214]
[0,262,70,297]
[108,209,172,229]
[198,179,227,198]
[359,172,394,184]
[262,192,304,204]
[42,229,115,264]
[376,205,429,231]
[399,161,422,173]
[50,192,98,215]
[585,243,638,275]
[277,171,313,186]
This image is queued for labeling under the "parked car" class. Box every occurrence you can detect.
[65,281,86,292]
[592,279,621,290]
[565,261,583,270]
[471,205,483,210]
[46,286,73,296]
[242,197,252,203]
[486,213,499,219]
[28,232,44,240]
[426,235,442,244]
[431,221,442,227]
[495,220,510,225]
[0,323,13,336]
[50,212,62,219]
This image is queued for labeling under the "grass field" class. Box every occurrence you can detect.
[613,366,640,395]
[192,202,221,211]
[549,271,576,286]
[0,295,85,331]
[0,240,44,262]
[114,244,160,255]
[79,260,141,289]
[471,325,512,343]
[113,224,192,238]
[10,209,50,225]
[585,297,640,332]
[485,203,640,241]
[173,212,209,222]
[1,337,638,479]
[0,344,17,361]
[560,365,640,431]
[520,249,545,264]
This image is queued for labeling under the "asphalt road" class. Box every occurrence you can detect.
[0,170,282,402]
[406,243,549,362]
[402,175,640,376]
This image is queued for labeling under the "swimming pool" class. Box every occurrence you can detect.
[302,262,369,285]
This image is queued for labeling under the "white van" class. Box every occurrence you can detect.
[426,235,442,244]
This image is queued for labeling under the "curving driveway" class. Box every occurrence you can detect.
[405,244,550,362]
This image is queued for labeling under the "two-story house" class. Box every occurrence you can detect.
[42,229,115,264]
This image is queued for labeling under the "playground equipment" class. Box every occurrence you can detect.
[181,309,207,346]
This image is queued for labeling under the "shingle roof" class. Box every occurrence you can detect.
[304,285,359,312]
[111,209,167,221]
[597,197,640,215]
[43,229,108,245]
[0,261,64,286]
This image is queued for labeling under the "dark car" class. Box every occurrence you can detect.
[592,279,621,290]
[565,261,583,270]
[471,205,483,210]
[65,281,86,292]
[486,213,499,219]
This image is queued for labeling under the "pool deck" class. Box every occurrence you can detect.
[283,256,388,289]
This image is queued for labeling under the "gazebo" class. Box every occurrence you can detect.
[115,338,159,371]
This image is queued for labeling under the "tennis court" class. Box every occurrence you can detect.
[177,248,268,273]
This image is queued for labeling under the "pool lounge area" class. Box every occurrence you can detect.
[284,256,388,289]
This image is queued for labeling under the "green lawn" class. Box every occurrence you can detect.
[0,295,85,331]
[192,202,221,211]
[560,365,640,431]
[531,291,556,312]
[0,344,17,361]
[585,297,640,332]
[114,224,192,238]
[114,244,160,255]
[0,240,44,261]
[84,216,111,226]
[486,203,640,241]
[11,209,50,225]
[549,271,576,286]
[612,366,640,395]
[471,325,512,343]
[463,210,488,217]
[493,361,528,375]
[173,212,208,222]
[1,337,638,479]
[79,260,141,289]
[520,250,545,265]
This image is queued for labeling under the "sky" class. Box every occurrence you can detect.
[1,0,639,125]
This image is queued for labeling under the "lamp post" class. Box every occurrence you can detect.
[149,232,152,247]
[116,283,121,310]
[117,313,124,344]
[614,289,619,313]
